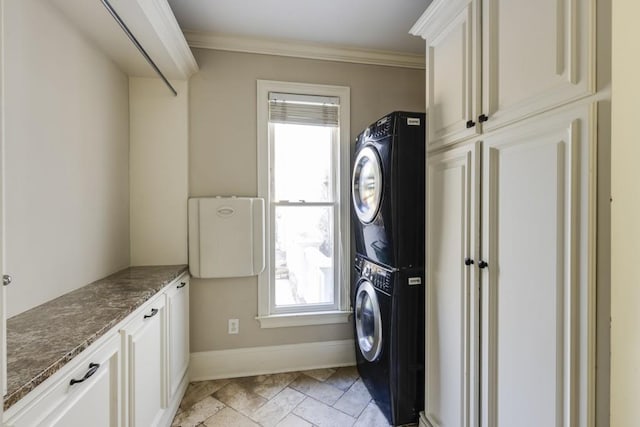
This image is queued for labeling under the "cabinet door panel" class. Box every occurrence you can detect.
[482,0,593,130]
[481,105,592,427]
[49,366,115,427]
[167,277,189,399]
[426,141,480,427]
[128,301,166,427]
[427,3,480,149]
[35,335,121,427]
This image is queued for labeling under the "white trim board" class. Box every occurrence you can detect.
[189,339,356,381]
[183,31,425,69]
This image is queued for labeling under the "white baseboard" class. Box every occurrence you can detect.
[160,371,189,427]
[418,411,430,427]
[190,339,356,381]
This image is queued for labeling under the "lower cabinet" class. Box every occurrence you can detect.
[45,340,121,427]
[3,272,190,427]
[122,296,167,427]
[4,333,121,427]
[166,277,189,401]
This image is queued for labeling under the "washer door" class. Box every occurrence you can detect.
[352,146,383,224]
[355,280,383,362]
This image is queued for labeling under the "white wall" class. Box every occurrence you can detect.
[129,78,188,266]
[188,48,425,352]
[611,1,640,426]
[3,0,130,317]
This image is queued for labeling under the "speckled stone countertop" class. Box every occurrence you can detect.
[4,265,188,411]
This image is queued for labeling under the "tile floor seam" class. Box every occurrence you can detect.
[293,395,358,427]
[331,397,372,419]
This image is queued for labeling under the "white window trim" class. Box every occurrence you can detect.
[256,80,351,328]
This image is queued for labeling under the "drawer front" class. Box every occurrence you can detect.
[5,333,121,427]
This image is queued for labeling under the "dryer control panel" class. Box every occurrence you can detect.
[364,115,392,140]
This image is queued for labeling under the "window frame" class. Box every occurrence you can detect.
[256,80,351,328]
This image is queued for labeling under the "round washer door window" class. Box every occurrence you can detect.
[355,280,382,362]
[352,146,382,224]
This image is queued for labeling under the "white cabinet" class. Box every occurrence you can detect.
[4,333,121,427]
[166,277,189,401]
[479,106,593,427]
[4,272,190,427]
[481,0,593,131]
[412,0,594,148]
[423,1,481,148]
[423,105,595,427]
[123,296,167,427]
[425,142,480,427]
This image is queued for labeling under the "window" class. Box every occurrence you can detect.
[256,80,351,328]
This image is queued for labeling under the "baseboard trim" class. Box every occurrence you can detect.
[159,371,189,427]
[418,411,429,427]
[190,339,356,381]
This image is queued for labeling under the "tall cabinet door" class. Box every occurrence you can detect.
[425,141,480,427]
[125,298,167,427]
[480,104,594,427]
[167,276,190,401]
[425,0,481,149]
[481,0,594,131]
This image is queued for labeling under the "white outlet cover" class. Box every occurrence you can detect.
[228,319,239,334]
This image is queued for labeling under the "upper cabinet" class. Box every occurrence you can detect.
[50,0,198,82]
[411,0,594,150]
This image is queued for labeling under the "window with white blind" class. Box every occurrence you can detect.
[256,80,351,328]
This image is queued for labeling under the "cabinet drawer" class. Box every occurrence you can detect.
[5,333,121,427]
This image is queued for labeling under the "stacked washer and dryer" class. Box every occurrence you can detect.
[351,111,426,426]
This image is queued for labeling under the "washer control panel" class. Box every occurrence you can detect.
[359,258,392,295]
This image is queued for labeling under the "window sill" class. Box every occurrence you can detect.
[256,310,353,329]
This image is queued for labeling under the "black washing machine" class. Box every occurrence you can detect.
[352,254,424,426]
[351,111,426,269]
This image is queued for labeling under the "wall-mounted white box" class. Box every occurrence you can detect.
[188,197,265,278]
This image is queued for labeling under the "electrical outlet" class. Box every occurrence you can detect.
[228,318,239,334]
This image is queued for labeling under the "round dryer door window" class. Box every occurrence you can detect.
[355,280,382,362]
[352,146,382,224]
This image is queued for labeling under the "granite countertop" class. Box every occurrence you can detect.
[4,264,189,410]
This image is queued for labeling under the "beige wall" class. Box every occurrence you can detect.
[3,0,130,317]
[130,78,189,266]
[611,1,640,426]
[189,48,425,352]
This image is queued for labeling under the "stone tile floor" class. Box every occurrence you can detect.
[172,366,416,427]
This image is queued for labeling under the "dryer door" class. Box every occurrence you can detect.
[355,280,383,361]
[352,146,383,224]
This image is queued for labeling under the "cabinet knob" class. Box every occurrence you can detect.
[478,114,489,123]
[478,260,489,269]
[3,274,12,286]
[177,282,187,289]
[466,120,476,128]
[464,258,474,266]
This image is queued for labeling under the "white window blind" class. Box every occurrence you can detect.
[268,92,340,127]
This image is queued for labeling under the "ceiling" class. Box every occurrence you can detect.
[167,0,432,55]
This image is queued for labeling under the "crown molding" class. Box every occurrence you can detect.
[410,0,469,40]
[184,31,425,69]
